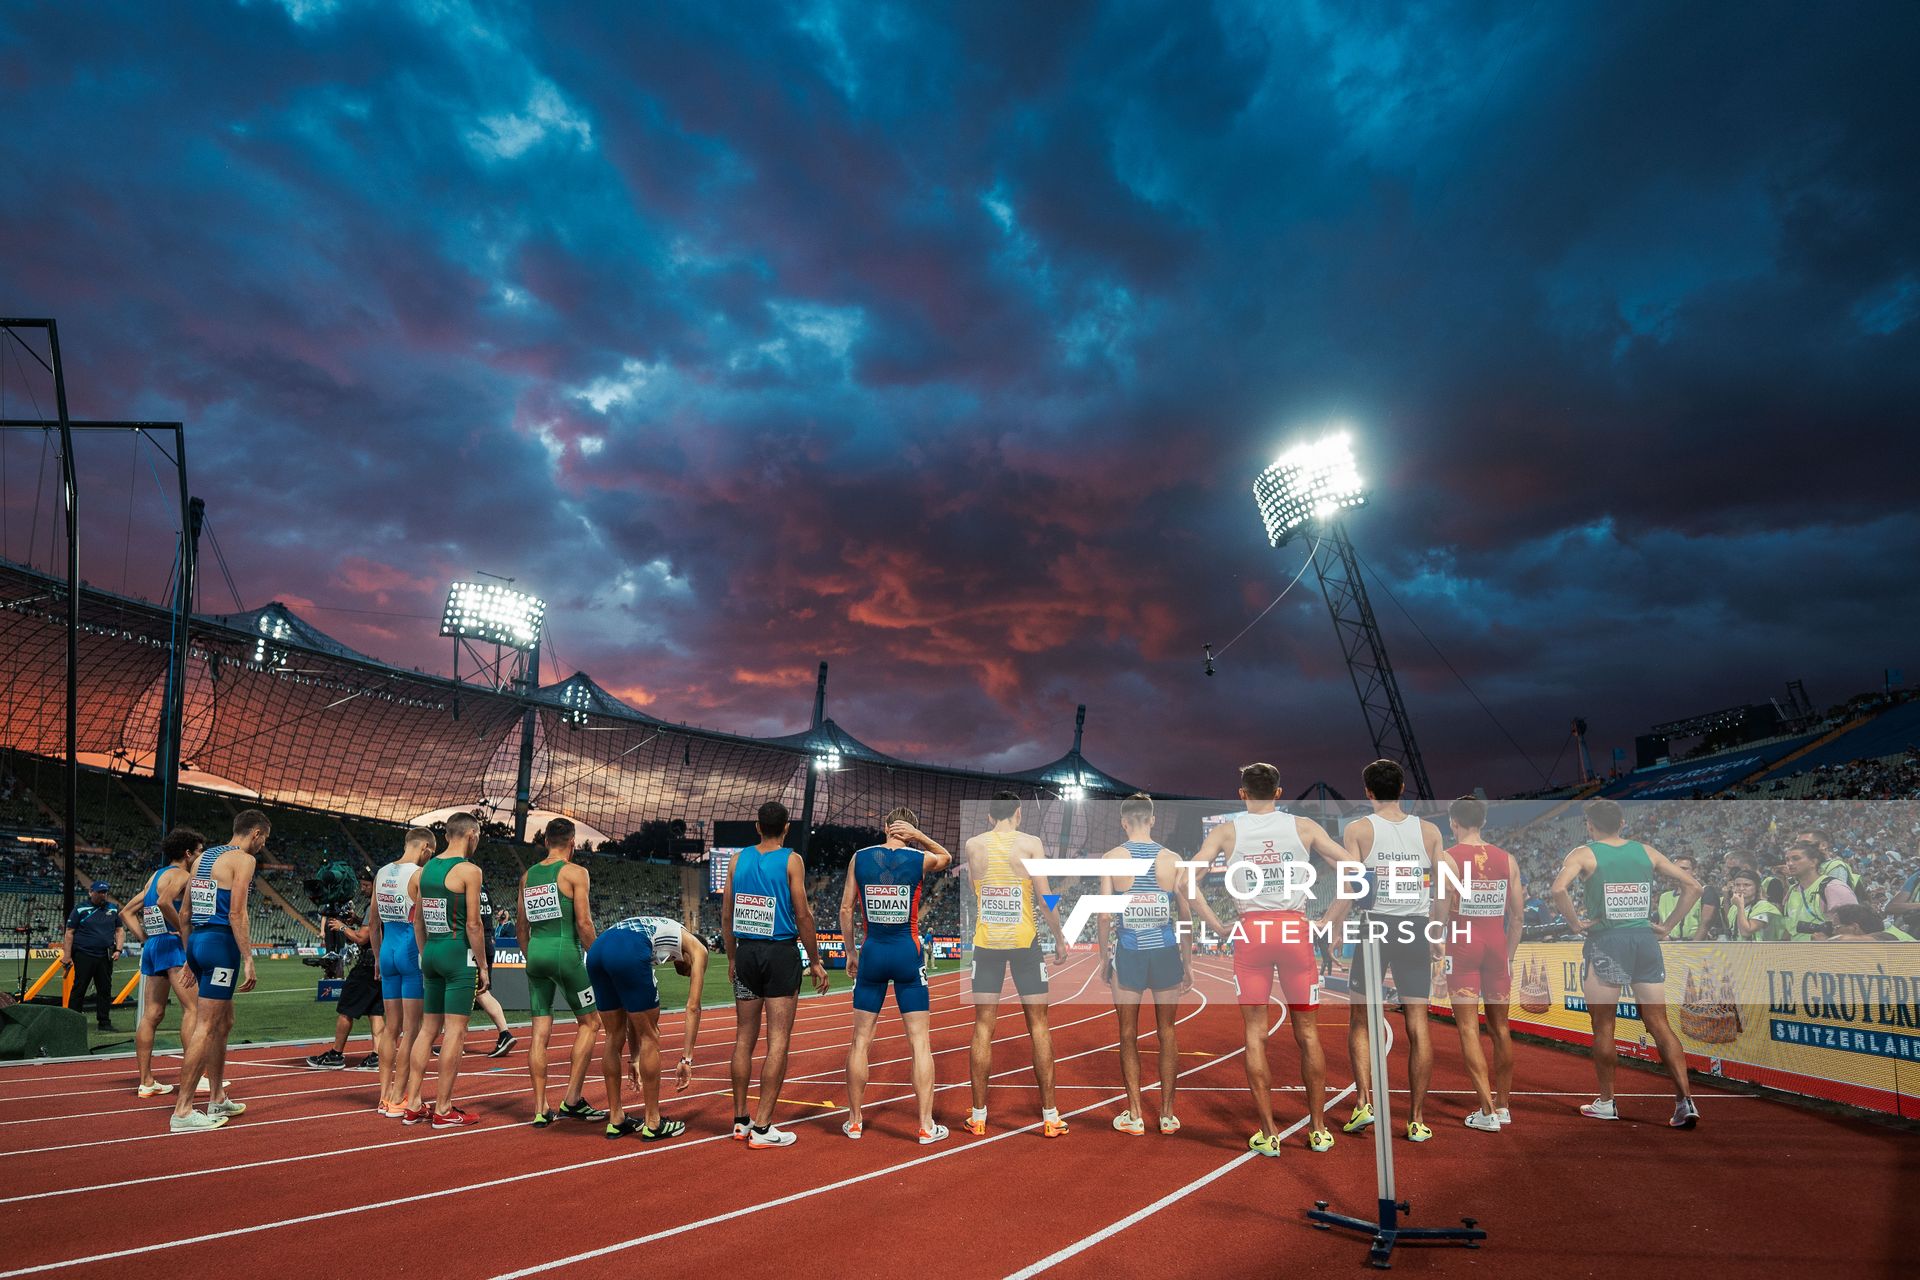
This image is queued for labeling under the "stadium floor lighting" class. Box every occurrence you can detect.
[440,580,545,650]
[1253,429,1366,547]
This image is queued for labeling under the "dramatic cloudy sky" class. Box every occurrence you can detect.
[3,0,1917,798]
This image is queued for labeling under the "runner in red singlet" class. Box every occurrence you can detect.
[1439,795,1524,1132]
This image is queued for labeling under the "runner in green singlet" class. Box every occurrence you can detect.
[1549,798,1700,1129]
[405,811,490,1127]
[517,817,607,1127]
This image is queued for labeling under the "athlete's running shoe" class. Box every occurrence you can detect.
[1464,1110,1502,1133]
[1249,1131,1282,1157]
[640,1118,685,1141]
[488,1030,518,1059]
[531,1110,557,1128]
[378,1100,406,1118]
[918,1123,950,1145]
[136,1081,175,1098]
[403,1105,433,1125]
[841,1118,864,1140]
[430,1106,479,1128]
[1112,1110,1146,1136]
[1159,1114,1182,1135]
[963,1112,987,1136]
[196,1076,212,1095]
[1579,1098,1620,1121]
[1670,1097,1699,1129]
[1341,1102,1374,1133]
[169,1110,227,1134]
[748,1124,797,1148]
[557,1098,608,1122]
[1040,1115,1070,1139]
[210,1097,246,1118]
[303,1048,345,1069]
[1307,1129,1335,1153]
[1493,1106,1512,1125]
[732,1117,752,1141]
[1405,1120,1432,1143]
[353,1053,379,1071]
[605,1118,641,1140]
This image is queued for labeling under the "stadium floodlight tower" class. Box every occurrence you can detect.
[441,577,546,841]
[1253,430,1432,800]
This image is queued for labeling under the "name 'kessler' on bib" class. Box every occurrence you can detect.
[979,883,1026,924]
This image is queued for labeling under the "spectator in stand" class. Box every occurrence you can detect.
[1824,904,1916,943]
[60,880,125,1031]
[1783,839,1857,941]
[1794,830,1859,892]
[1722,867,1788,941]
[1658,855,1716,940]
[1888,868,1920,932]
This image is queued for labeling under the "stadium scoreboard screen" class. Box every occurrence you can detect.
[707,848,736,898]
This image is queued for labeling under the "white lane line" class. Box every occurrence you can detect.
[1004,1083,1359,1280]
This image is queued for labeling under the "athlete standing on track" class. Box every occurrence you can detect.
[1438,796,1524,1132]
[1324,759,1446,1144]
[371,827,432,1118]
[121,826,203,1099]
[168,810,267,1133]
[839,807,953,1143]
[723,800,830,1149]
[1549,797,1702,1128]
[517,817,607,1127]
[1187,764,1341,1155]
[406,811,490,1128]
[589,914,707,1141]
[964,791,1071,1139]
[1095,793,1192,1137]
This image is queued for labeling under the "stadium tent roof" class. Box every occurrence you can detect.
[0,558,1157,847]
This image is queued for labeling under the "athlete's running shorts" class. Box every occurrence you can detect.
[338,966,384,1020]
[970,944,1048,1000]
[1232,910,1319,1009]
[1583,929,1665,988]
[378,929,424,1001]
[420,933,477,1018]
[1351,912,1435,1002]
[1114,944,1184,994]
[527,937,596,1018]
[140,934,186,977]
[586,927,658,1014]
[185,925,241,1002]
[732,937,802,1001]
[1446,929,1512,1001]
[853,937,928,1014]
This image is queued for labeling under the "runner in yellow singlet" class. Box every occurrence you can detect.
[963,791,1070,1138]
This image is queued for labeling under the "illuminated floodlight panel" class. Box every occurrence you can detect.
[1253,431,1367,547]
[440,581,546,649]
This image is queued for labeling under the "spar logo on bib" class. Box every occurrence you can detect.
[189,877,217,920]
[978,884,1026,925]
[523,881,563,923]
[142,904,167,934]
[1123,892,1170,929]
[422,897,450,933]
[1462,880,1508,918]
[734,892,776,937]
[1604,882,1651,922]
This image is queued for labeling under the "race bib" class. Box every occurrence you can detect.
[864,884,911,925]
[210,966,234,990]
[422,897,450,934]
[524,882,562,923]
[1461,879,1507,918]
[189,877,217,920]
[979,884,1025,925]
[577,987,595,1008]
[734,892,776,937]
[1123,892,1171,929]
[376,882,412,923]
[142,904,167,935]
[1603,881,1651,922]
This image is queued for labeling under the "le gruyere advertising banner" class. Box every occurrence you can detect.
[1494,941,1920,1117]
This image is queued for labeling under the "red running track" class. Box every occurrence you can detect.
[0,953,1908,1278]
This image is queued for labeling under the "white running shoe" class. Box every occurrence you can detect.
[1159,1114,1182,1135]
[1464,1109,1502,1132]
[1493,1107,1512,1125]
[918,1123,950,1145]
[841,1118,864,1140]
[196,1076,212,1095]
[209,1097,246,1118]
[1111,1110,1145,1136]
[1579,1098,1619,1121]
[748,1124,797,1149]
[170,1110,228,1133]
[136,1082,175,1099]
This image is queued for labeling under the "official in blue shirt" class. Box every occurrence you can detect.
[62,880,126,1031]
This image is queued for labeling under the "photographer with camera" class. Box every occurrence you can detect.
[304,867,384,1070]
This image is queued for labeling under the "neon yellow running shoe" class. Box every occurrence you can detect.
[1405,1120,1433,1143]
[1249,1131,1283,1157]
[1341,1101,1374,1133]
[1307,1129,1334,1153]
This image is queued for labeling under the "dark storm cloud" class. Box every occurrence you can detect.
[2,0,1916,800]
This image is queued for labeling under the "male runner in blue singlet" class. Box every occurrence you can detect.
[169,810,269,1133]
[121,827,204,1098]
[1095,793,1191,1135]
